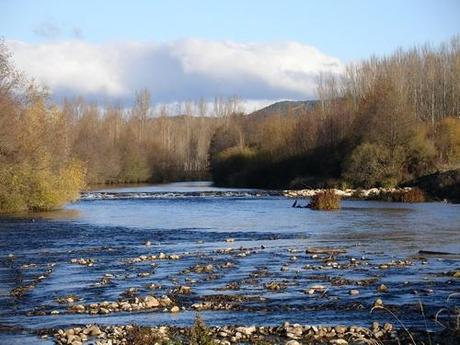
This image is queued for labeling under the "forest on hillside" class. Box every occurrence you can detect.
[1,37,460,212]
[210,37,460,189]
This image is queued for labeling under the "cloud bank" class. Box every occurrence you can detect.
[8,38,343,105]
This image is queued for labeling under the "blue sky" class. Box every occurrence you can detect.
[2,0,459,61]
[1,0,459,107]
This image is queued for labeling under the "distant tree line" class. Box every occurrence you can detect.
[210,37,460,188]
[1,37,460,211]
[0,40,246,211]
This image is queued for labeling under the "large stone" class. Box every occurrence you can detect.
[160,296,172,306]
[330,339,348,345]
[144,295,160,308]
[335,325,347,334]
[285,341,301,345]
[236,326,256,336]
[87,325,102,336]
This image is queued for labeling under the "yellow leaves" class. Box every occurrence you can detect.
[435,117,460,164]
[0,77,88,212]
[57,160,87,203]
[0,159,86,212]
[217,146,256,161]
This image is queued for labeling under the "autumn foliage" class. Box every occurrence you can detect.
[398,188,426,203]
[0,42,85,212]
[210,38,460,190]
[309,190,341,210]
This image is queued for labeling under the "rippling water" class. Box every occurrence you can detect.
[0,182,459,343]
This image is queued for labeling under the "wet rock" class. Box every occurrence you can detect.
[170,306,180,313]
[71,304,85,313]
[125,252,181,264]
[236,326,256,336]
[383,323,393,332]
[159,295,173,306]
[224,281,240,290]
[335,325,347,334]
[265,281,287,291]
[70,258,94,267]
[373,298,384,308]
[378,284,389,293]
[349,289,360,296]
[147,283,161,289]
[372,321,380,332]
[220,261,235,269]
[178,285,192,294]
[56,294,80,304]
[144,295,160,308]
[305,284,326,295]
[192,264,214,273]
[87,325,102,336]
[99,307,109,314]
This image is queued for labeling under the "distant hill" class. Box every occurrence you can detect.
[248,100,319,119]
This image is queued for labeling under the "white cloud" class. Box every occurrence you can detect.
[7,38,343,105]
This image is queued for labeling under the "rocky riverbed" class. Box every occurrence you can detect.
[283,187,419,200]
[43,321,460,345]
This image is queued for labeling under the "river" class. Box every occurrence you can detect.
[0,182,459,344]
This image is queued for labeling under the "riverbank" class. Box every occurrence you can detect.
[283,187,425,201]
[33,321,460,344]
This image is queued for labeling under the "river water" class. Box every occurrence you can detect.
[0,182,459,343]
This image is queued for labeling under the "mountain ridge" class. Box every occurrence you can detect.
[247,100,319,118]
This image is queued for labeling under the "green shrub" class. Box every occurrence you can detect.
[309,189,341,210]
[343,143,401,188]
[211,146,258,186]
[190,313,214,345]
[125,326,162,345]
